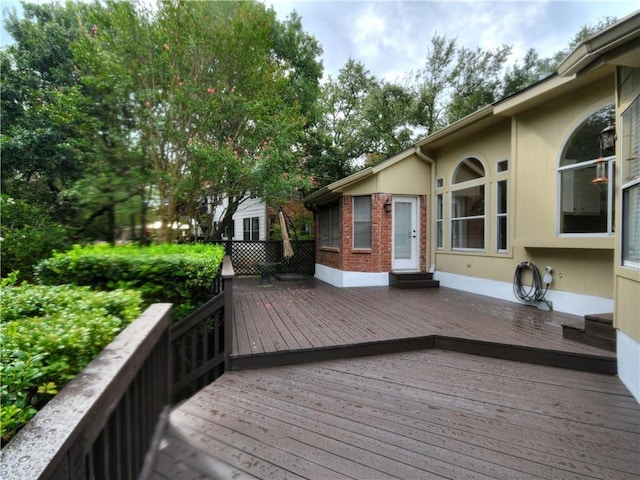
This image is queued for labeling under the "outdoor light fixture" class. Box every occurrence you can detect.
[600,123,616,156]
[592,122,616,185]
[384,198,392,213]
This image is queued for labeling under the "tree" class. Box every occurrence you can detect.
[412,34,457,135]
[0,2,93,212]
[446,43,512,123]
[78,0,321,241]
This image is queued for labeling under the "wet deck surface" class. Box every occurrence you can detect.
[231,277,613,360]
[153,349,639,479]
[150,277,637,479]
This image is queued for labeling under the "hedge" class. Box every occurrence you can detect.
[0,281,143,444]
[34,243,226,320]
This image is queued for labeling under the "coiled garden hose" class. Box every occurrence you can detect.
[513,261,549,305]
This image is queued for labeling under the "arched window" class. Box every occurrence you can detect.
[559,104,615,234]
[451,157,486,249]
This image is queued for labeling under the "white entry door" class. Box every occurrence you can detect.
[392,197,419,271]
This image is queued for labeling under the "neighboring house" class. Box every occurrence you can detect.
[211,196,268,241]
[303,12,640,401]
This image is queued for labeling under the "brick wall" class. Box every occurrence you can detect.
[315,193,429,274]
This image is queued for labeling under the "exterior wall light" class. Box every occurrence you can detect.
[384,198,392,213]
[600,123,616,156]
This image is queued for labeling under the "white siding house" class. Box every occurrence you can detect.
[212,196,268,241]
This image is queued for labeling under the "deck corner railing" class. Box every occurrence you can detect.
[0,303,172,480]
[170,256,235,404]
[0,255,236,479]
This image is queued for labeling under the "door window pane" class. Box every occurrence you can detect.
[394,201,412,259]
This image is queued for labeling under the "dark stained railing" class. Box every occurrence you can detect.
[0,303,172,480]
[170,256,234,404]
[0,256,235,480]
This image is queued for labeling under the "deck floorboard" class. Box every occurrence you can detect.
[231,278,615,360]
[150,278,637,479]
[154,350,639,480]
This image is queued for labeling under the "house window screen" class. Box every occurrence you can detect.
[622,95,640,268]
[243,217,259,241]
[353,196,372,248]
[320,203,339,248]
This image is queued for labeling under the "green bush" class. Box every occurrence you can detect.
[0,281,143,444]
[0,196,71,282]
[34,243,226,320]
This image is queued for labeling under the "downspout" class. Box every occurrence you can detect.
[414,146,436,272]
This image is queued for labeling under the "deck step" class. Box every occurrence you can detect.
[562,312,616,352]
[389,271,440,289]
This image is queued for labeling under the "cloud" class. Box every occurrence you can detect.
[266,0,638,83]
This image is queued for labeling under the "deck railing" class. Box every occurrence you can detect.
[0,303,172,480]
[170,256,234,404]
[0,256,235,480]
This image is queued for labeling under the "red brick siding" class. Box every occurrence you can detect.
[315,194,429,274]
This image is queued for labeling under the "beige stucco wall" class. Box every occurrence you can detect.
[431,78,618,300]
[512,76,615,250]
[345,154,432,196]
[615,66,640,341]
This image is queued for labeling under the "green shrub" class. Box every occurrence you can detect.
[0,282,143,444]
[0,196,71,282]
[34,243,225,320]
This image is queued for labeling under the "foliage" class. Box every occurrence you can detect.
[412,34,457,135]
[446,44,512,123]
[0,2,95,215]
[0,195,70,282]
[1,1,617,239]
[71,0,323,242]
[0,282,143,444]
[34,243,225,319]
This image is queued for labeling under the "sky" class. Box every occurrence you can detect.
[2,0,639,82]
[262,0,639,81]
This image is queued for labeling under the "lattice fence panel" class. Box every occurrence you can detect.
[220,240,313,275]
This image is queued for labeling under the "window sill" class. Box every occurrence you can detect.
[514,236,614,249]
[319,247,340,253]
[351,248,372,254]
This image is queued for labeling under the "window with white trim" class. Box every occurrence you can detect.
[496,180,508,252]
[559,104,616,234]
[436,194,443,249]
[451,157,486,249]
[353,196,372,248]
[320,202,340,248]
[621,95,640,268]
[243,217,259,240]
[496,159,509,173]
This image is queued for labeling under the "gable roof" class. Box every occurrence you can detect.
[302,147,431,205]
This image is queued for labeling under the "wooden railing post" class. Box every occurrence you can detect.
[221,255,235,370]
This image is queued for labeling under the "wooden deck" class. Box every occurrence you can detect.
[230,277,615,372]
[149,277,638,479]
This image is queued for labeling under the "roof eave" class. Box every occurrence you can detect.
[558,11,640,76]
